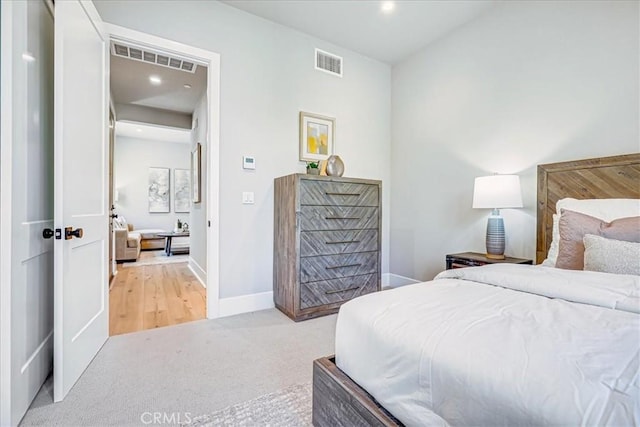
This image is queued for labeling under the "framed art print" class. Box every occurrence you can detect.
[191,143,201,203]
[174,168,191,213]
[148,167,170,213]
[299,111,335,162]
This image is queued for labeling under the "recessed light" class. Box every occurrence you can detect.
[22,52,36,62]
[136,128,142,132]
[183,84,192,89]
[381,1,395,13]
[149,75,162,85]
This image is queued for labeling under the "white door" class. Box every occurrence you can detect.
[53,0,109,402]
[0,1,55,425]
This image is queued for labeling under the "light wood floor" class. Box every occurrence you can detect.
[109,256,206,336]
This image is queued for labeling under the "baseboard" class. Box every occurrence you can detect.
[109,270,118,290]
[188,258,206,288]
[218,291,275,318]
[382,273,421,289]
[213,276,418,318]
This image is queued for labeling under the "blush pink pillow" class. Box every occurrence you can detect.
[556,209,640,270]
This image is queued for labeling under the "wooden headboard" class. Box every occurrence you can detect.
[536,153,640,264]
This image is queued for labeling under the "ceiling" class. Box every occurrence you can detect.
[110,53,207,114]
[222,0,496,64]
[115,121,191,144]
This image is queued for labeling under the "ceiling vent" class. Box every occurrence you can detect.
[110,41,197,74]
[315,48,342,77]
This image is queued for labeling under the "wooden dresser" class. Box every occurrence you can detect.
[274,174,382,321]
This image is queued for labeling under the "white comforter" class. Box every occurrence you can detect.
[335,265,640,427]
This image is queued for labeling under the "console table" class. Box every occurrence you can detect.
[157,231,190,256]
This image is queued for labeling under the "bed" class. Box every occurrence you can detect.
[312,153,640,427]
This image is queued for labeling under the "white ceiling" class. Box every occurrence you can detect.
[110,54,207,114]
[222,0,496,64]
[115,121,191,144]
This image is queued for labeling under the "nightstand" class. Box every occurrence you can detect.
[446,252,533,269]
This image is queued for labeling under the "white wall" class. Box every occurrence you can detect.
[189,94,207,281]
[115,104,192,129]
[95,1,392,299]
[391,0,639,280]
[114,136,191,231]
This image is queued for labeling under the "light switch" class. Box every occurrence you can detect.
[242,192,255,204]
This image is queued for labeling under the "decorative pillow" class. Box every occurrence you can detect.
[583,234,640,276]
[542,198,640,266]
[556,209,640,270]
[113,216,129,231]
[112,217,123,229]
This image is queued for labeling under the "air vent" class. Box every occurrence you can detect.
[315,48,342,77]
[110,41,197,74]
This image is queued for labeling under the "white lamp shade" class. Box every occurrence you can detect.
[472,175,523,209]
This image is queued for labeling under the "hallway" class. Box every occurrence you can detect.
[109,258,206,336]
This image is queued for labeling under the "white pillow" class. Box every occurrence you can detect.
[113,216,128,230]
[541,213,560,267]
[557,198,640,222]
[542,198,640,266]
[583,234,640,276]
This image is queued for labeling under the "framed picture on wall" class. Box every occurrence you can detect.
[174,168,191,213]
[191,143,201,204]
[299,111,335,162]
[148,167,170,213]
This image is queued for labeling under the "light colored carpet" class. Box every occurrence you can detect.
[187,383,312,426]
[20,309,335,426]
[120,252,189,267]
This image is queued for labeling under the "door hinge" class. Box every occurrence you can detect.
[208,220,211,227]
[55,228,62,240]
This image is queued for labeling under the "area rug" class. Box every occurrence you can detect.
[185,383,312,426]
[120,252,189,268]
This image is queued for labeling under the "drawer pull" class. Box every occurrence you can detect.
[326,263,361,270]
[325,240,360,245]
[325,192,361,197]
[325,286,360,295]
[325,216,361,220]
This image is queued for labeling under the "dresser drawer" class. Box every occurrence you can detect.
[300,229,379,257]
[300,180,379,207]
[299,206,378,231]
[300,252,378,283]
[300,273,378,309]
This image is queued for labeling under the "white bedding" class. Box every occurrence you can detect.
[335,264,640,426]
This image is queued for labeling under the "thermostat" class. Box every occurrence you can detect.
[243,156,256,170]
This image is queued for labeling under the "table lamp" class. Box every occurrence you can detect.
[472,174,523,259]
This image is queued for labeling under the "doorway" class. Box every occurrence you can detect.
[106,30,217,335]
[1,2,222,416]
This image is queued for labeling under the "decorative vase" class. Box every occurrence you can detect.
[307,168,320,175]
[326,155,344,177]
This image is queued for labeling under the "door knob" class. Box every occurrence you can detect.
[65,227,83,240]
[43,228,55,239]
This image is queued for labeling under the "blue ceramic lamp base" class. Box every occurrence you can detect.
[485,208,505,260]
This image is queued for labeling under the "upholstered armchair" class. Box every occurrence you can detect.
[114,220,141,261]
